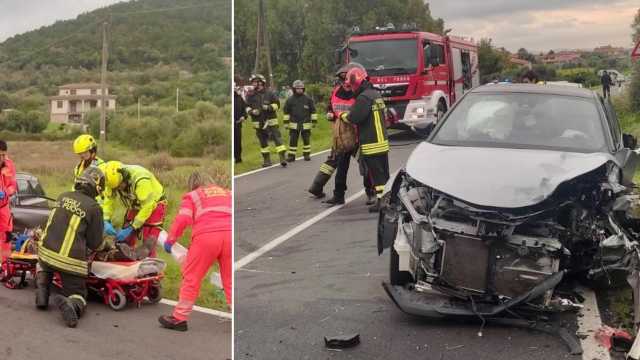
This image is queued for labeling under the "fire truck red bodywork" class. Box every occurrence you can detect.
[341,30,479,133]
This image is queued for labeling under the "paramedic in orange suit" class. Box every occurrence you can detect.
[158,172,231,331]
[0,140,17,262]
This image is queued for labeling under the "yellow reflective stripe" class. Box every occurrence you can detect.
[260,147,270,154]
[271,103,279,111]
[69,294,87,306]
[319,164,335,175]
[59,214,81,257]
[267,118,279,126]
[289,123,298,130]
[41,209,57,245]
[283,115,290,121]
[38,246,87,274]
[275,145,287,153]
[340,112,350,123]
[311,114,318,120]
[361,140,389,151]
[375,185,385,191]
[303,123,313,130]
[374,110,384,142]
[303,145,311,150]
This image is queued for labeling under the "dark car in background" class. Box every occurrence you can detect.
[11,172,52,233]
[378,84,640,355]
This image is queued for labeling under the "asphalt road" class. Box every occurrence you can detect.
[234,133,577,360]
[0,284,231,360]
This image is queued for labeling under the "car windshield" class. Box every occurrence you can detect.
[349,39,418,75]
[431,92,607,152]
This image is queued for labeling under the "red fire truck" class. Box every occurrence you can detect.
[336,25,479,135]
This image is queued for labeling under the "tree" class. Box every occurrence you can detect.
[478,38,507,83]
[516,48,535,63]
[630,8,640,112]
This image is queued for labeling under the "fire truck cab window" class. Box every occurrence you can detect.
[461,52,472,90]
[424,42,444,68]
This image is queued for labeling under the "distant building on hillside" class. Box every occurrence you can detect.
[593,45,628,58]
[508,56,531,68]
[49,83,116,124]
[540,51,583,65]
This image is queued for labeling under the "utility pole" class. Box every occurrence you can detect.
[99,20,109,143]
[176,88,180,112]
[253,0,275,88]
[137,97,141,121]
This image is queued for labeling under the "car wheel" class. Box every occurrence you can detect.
[390,245,412,286]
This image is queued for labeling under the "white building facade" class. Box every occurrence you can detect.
[49,83,116,123]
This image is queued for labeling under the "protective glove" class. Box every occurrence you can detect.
[250,108,261,116]
[326,112,334,121]
[103,221,117,236]
[0,190,6,200]
[115,226,134,243]
[262,104,270,111]
[164,241,174,254]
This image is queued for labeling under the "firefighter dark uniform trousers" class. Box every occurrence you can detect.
[283,93,317,161]
[340,82,390,202]
[36,190,104,325]
[246,88,286,166]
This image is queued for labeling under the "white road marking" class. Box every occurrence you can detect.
[236,168,402,269]
[160,298,232,320]
[577,287,610,360]
[234,149,331,178]
[235,188,366,269]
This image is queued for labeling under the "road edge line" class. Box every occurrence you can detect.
[577,287,610,360]
[234,149,331,178]
[160,298,232,320]
[235,188,366,269]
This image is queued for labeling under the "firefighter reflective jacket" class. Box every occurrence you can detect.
[39,191,104,276]
[73,157,105,191]
[74,157,105,181]
[245,89,280,128]
[102,165,165,229]
[340,82,389,156]
[283,94,317,130]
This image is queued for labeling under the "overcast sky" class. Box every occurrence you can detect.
[430,0,638,53]
[0,0,122,42]
[1,1,638,52]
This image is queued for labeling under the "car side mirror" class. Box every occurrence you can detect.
[623,133,638,149]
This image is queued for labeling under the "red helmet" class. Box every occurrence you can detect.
[345,67,368,92]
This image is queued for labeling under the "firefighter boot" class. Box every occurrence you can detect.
[287,153,296,162]
[368,198,381,213]
[262,153,272,168]
[323,190,345,206]
[279,151,287,167]
[52,295,79,328]
[159,315,188,332]
[308,172,330,199]
[365,192,376,206]
[303,152,311,161]
[35,271,50,310]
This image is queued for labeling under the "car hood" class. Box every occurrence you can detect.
[405,142,616,208]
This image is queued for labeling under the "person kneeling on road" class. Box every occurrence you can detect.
[283,80,317,162]
[159,172,232,331]
[36,166,106,328]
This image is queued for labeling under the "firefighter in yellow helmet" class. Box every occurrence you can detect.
[72,135,104,185]
[99,161,166,258]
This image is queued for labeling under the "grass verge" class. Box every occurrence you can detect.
[9,140,230,311]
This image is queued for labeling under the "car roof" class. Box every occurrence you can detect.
[472,83,596,99]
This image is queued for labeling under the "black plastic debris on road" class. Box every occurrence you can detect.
[324,333,360,349]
